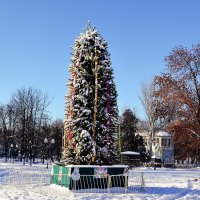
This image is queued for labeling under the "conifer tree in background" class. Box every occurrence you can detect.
[63,24,118,165]
[121,109,149,162]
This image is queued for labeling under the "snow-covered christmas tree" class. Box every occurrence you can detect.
[63,24,118,165]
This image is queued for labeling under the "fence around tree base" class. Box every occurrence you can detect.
[50,173,145,194]
[50,164,131,189]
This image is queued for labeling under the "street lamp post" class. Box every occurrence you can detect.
[13,144,18,163]
[44,138,55,169]
[15,144,19,162]
[118,117,122,164]
[10,144,14,163]
[28,141,33,166]
[15,144,19,161]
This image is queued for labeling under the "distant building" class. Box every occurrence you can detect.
[137,131,174,167]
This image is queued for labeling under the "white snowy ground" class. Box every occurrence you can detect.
[0,159,200,200]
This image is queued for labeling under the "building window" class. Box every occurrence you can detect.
[161,138,164,146]
[165,139,167,147]
[168,139,171,147]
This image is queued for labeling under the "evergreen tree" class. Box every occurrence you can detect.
[64,24,118,165]
[121,109,148,161]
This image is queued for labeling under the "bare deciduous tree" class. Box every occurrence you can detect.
[139,81,159,154]
[9,87,51,164]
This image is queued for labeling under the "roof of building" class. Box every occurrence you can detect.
[121,151,140,155]
[156,131,171,137]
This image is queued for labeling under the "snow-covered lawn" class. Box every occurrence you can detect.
[0,159,200,200]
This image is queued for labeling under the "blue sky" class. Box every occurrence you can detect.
[0,0,200,120]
